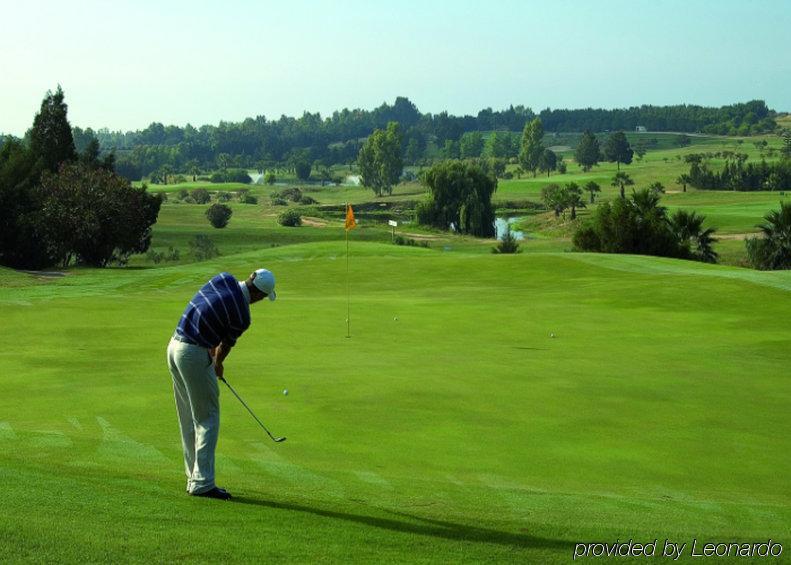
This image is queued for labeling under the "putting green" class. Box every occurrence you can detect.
[1,243,789,562]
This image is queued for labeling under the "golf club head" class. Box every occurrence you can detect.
[273,436,287,443]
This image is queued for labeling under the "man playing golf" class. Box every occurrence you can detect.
[167,269,276,500]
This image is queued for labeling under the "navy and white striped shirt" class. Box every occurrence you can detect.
[175,272,251,349]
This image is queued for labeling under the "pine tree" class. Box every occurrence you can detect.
[30,85,76,172]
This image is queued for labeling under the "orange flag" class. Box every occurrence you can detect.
[344,203,357,231]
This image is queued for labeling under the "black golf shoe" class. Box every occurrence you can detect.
[190,487,232,500]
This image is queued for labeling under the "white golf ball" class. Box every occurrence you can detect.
[550,332,555,338]
[394,316,398,321]
[283,389,289,396]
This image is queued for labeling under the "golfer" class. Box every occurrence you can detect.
[166,269,276,499]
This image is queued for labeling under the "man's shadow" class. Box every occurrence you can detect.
[233,496,575,551]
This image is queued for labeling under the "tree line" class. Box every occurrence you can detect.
[2,97,775,182]
[685,133,791,191]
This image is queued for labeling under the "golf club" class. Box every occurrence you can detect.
[219,376,286,443]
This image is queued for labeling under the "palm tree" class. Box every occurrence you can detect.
[565,182,586,220]
[648,182,665,195]
[630,188,665,219]
[676,173,691,193]
[670,210,718,263]
[611,172,634,199]
[584,181,601,204]
[747,202,791,269]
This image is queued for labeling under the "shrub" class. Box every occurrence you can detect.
[190,188,211,204]
[299,196,318,205]
[189,234,219,261]
[264,172,276,185]
[156,191,168,202]
[271,197,288,206]
[240,194,258,204]
[216,191,232,202]
[206,203,233,228]
[501,171,514,180]
[209,172,225,183]
[278,209,302,227]
[226,169,252,184]
[176,189,189,201]
[492,225,520,254]
[394,235,430,248]
[281,187,303,202]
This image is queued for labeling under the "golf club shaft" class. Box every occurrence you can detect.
[219,376,284,442]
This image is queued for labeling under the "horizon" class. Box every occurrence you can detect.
[1,0,790,135]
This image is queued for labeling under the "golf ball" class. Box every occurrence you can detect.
[283,389,289,396]
[394,316,398,321]
[550,332,555,338]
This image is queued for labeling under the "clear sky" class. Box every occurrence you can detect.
[1,0,789,135]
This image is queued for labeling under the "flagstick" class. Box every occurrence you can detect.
[346,206,351,338]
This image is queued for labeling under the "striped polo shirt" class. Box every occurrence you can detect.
[175,272,251,349]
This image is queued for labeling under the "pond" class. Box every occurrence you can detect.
[494,217,525,240]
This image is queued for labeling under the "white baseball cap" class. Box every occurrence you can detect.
[252,268,276,301]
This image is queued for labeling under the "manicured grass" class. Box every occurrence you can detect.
[1,244,789,562]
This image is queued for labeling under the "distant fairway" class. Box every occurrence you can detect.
[1,243,789,562]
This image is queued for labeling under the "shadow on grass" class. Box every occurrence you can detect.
[232,496,575,551]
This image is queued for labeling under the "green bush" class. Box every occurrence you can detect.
[271,197,288,206]
[190,188,211,204]
[281,187,303,202]
[216,191,232,202]
[278,209,302,227]
[189,234,219,261]
[264,172,276,185]
[394,235,429,248]
[205,203,233,228]
[176,189,189,201]
[300,196,318,205]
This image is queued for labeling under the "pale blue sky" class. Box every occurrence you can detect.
[1,0,789,135]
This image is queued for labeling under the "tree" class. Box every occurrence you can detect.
[745,202,791,270]
[781,129,791,158]
[518,118,545,176]
[565,182,585,220]
[603,131,633,171]
[538,149,557,177]
[405,138,421,164]
[206,203,233,228]
[294,159,311,181]
[575,130,600,172]
[189,234,219,261]
[416,160,496,237]
[584,181,601,204]
[36,163,161,267]
[30,86,76,173]
[493,224,520,254]
[358,121,404,196]
[185,160,200,181]
[634,143,647,161]
[460,131,484,159]
[648,182,665,195]
[216,153,231,171]
[611,172,634,199]
[541,184,567,218]
[264,171,276,185]
[676,173,691,193]
[443,139,460,159]
[670,210,718,263]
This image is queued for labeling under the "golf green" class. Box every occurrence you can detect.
[1,243,789,562]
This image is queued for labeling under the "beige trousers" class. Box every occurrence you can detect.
[166,338,220,494]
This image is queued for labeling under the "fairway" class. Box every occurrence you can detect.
[2,243,789,562]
